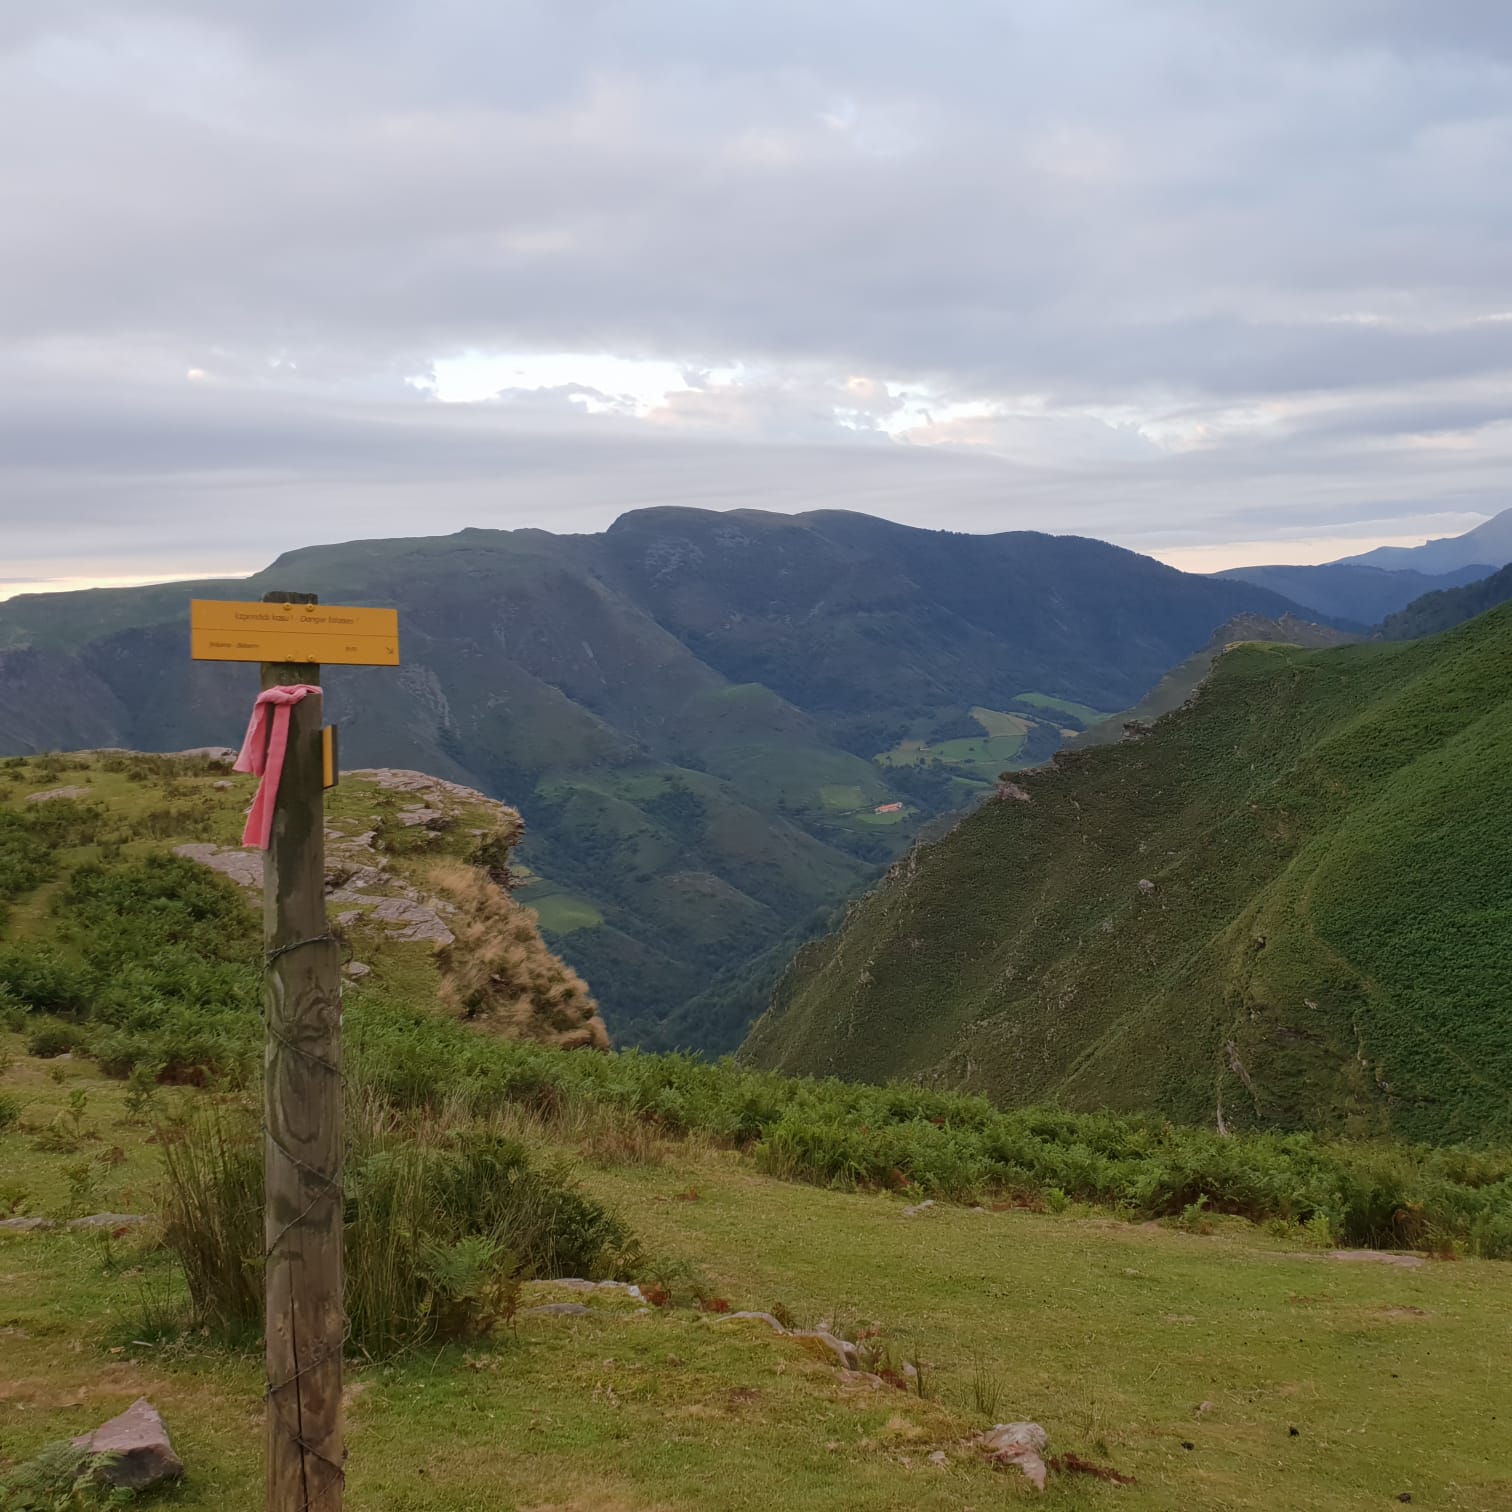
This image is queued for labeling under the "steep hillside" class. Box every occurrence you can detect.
[1213,562,1491,623]
[747,606,1512,1144]
[1070,614,1354,748]
[0,508,1314,1045]
[1380,561,1512,641]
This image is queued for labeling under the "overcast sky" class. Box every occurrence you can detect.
[3,1,1510,597]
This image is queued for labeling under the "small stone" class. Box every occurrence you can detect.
[1137,878,1156,894]
[928,1450,948,1467]
[213,780,232,790]
[342,961,372,979]
[901,1199,936,1217]
[1196,1400,1213,1416]
[71,1398,183,1492]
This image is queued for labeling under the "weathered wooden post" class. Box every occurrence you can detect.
[190,590,400,1511]
[259,590,344,1511]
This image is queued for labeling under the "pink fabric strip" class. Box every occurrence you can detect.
[233,684,322,850]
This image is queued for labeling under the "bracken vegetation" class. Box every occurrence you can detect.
[348,995,1512,1257]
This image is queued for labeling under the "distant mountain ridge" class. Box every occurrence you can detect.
[0,506,1321,1046]
[1211,562,1493,624]
[1340,507,1512,573]
[1212,509,1512,624]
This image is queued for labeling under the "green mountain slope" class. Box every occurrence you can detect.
[747,605,1512,1143]
[0,508,1315,1047]
[1380,561,1512,641]
[1069,613,1355,749]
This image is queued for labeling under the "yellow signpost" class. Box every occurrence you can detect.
[193,590,400,1511]
[190,598,399,666]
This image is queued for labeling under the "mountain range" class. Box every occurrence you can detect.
[1213,507,1512,623]
[0,506,1319,1046]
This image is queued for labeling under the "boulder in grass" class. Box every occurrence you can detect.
[980,1421,1049,1491]
[71,1397,184,1491]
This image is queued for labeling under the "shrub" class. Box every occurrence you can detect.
[26,1021,85,1058]
[158,1094,639,1357]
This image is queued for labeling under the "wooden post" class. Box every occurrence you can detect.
[260,590,344,1510]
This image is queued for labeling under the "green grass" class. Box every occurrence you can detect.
[854,809,908,828]
[3,1049,1512,1511]
[1013,692,1108,725]
[523,888,605,934]
[757,604,1512,1144]
[874,714,1029,780]
[818,784,867,812]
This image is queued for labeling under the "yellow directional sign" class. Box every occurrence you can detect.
[190,599,400,666]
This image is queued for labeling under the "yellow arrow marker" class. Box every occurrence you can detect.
[190,600,400,665]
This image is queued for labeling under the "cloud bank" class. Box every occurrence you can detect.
[2,1,1509,590]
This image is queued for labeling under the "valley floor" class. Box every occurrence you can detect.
[4,1049,1512,1510]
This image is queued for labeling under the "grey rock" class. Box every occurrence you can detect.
[1138,878,1156,894]
[0,1216,56,1232]
[71,1397,184,1491]
[901,1199,936,1217]
[175,843,262,889]
[213,780,233,790]
[67,1213,150,1231]
[368,897,454,945]
[397,807,445,828]
[342,961,372,979]
[980,1422,1049,1491]
[27,786,91,804]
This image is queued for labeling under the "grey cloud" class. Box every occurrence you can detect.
[1,0,1510,578]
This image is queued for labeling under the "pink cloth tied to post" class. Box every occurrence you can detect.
[233,684,322,850]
